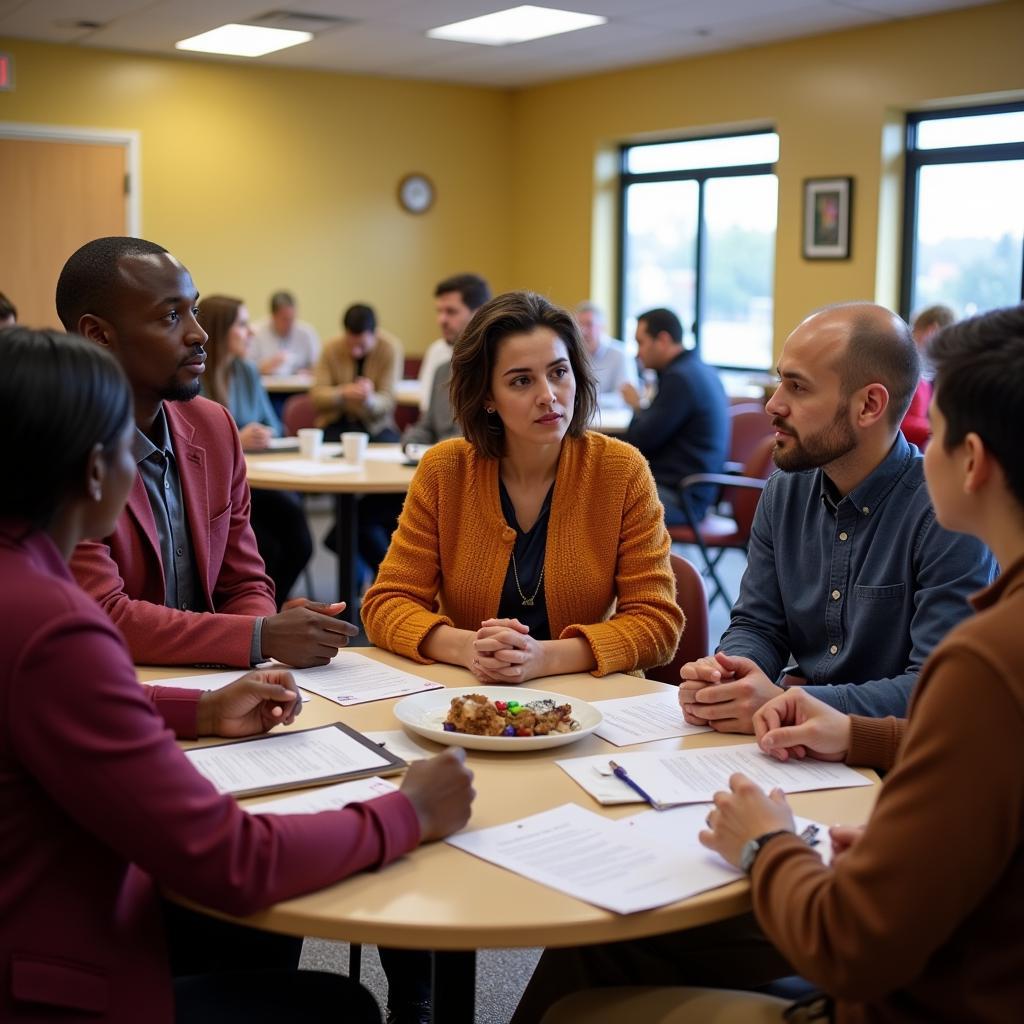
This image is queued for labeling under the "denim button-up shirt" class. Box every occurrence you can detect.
[719,434,997,716]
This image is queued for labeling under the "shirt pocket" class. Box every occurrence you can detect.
[853,583,906,601]
[10,953,109,1013]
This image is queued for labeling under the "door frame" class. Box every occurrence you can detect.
[0,121,140,235]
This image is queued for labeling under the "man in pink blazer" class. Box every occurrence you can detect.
[59,236,355,667]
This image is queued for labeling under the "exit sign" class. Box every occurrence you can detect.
[0,53,13,91]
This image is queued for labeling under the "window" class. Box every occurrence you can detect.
[901,103,1024,320]
[619,130,778,370]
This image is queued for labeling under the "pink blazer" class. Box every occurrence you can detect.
[1,525,419,1024]
[71,398,276,666]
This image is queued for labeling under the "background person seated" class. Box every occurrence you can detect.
[574,300,638,398]
[417,272,491,409]
[312,302,402,442]
[59,235,357,668]
[0,326,475,1024]
[198,294,313,607]
[250,288,320,375]
[901,303,956,448]
[621,308,729,525]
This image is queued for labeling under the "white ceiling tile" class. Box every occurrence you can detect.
[0,0,995,87]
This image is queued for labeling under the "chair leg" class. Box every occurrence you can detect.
[679,498,733,610]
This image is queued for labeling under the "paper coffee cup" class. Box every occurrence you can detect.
[342,431,369,466]
[298,427,324,460]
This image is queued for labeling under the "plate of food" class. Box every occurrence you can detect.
[393,686,602,751]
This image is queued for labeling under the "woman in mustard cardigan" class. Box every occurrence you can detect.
[362,290,683,682]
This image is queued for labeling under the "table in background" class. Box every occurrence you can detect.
[142,650,879,1024]
[262,373,314,394]
[245,445,415,620]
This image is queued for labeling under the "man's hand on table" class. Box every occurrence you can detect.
[197,669,302,737]
[753,687,851,763]
[678,651,783,733]
[401,748,476,841]
[262,599,359,667]
[699,773,796,869]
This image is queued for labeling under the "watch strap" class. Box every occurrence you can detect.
[741,829,791,874]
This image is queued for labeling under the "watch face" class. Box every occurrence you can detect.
[399,174,434,214]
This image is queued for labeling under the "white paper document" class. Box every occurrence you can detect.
[363,730,439,763]
[447,803,742,914]
[618,805,833,868]
[253,458,358,477]
[363,447,409,464]
[147,670,310,702]
[559,743,870,806]
[245,776,398,815]
[289,652,442,706]
[184,724,390,795]
[593,690,711,746]
[265,437,299,451]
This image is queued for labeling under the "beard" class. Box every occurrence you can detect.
[159,377,201,403]
[772,403,857,472]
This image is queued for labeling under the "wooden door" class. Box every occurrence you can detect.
[0,138,127,328]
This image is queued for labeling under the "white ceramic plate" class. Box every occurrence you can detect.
[393,686,602,752]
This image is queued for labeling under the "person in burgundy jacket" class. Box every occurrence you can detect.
[0,328,475,1023]
[57,235,356,668]
[900,304,955,449]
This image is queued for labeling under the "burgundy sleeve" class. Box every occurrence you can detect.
[11,612,421,917]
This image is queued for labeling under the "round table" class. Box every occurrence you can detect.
[244,445,415,619]
[142,650,878,1022]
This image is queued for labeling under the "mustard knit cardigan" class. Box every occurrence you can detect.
[361,432,684,676]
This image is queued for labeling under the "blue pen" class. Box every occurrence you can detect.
[608,760,671,810]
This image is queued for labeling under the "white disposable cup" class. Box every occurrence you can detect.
[342,431,369,466]
[298,427,324,460]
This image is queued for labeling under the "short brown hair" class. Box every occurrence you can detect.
[912,304,955,333]
[450,291,598,459]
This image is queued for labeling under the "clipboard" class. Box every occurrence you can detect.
[184,722,408,799]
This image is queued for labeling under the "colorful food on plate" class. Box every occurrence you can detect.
[443,693,579,737]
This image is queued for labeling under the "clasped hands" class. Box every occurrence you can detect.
[466,618,546,683]
[698,683,860,868]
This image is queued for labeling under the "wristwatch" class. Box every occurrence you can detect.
[740,830,791,874]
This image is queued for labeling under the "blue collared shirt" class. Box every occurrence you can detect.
[719,434,997,716]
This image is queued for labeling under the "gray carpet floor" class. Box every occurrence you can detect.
[288,499,748,1022]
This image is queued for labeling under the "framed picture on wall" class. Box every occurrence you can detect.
[803,177,853,259]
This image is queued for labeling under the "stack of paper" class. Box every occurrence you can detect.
[150,669,310,702]
[290,652,443,706]
[246,776,398,815]
[557,742,871,807]
[592,690,710,746]
[254,459,357,477]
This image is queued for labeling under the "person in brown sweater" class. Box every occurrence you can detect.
[519,302,1024,1024]
[699,301,1024,1020]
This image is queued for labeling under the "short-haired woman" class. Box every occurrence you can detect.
[362,291,683,682]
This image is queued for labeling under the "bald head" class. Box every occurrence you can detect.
[793,303,920,428]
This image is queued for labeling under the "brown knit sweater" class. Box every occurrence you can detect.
[361,432,684,675]
[752,556,1024,1022]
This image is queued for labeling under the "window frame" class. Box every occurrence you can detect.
[617,127,778,372]
[900,101,1024,320]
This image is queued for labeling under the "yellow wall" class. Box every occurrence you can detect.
[509,0,1024,357]
[0,39,514,351]
[3,2,1024,361]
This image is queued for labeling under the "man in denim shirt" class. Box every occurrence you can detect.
[679,302,995,731]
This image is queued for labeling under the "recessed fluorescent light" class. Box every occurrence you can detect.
[175,23,312,58]
[427,5,606,46]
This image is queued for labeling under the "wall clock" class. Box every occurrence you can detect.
[398,173,434,214]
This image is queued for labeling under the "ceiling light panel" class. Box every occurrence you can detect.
[175,23,312,57]
[427,5,606,46]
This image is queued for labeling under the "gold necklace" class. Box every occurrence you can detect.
[511,553,544,607]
